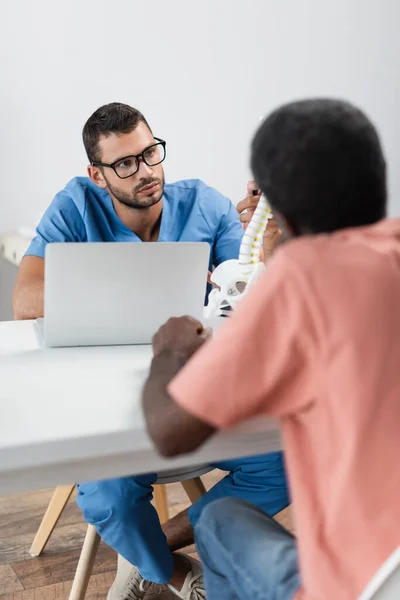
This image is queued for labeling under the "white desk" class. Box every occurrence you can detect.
[0,320,281,496]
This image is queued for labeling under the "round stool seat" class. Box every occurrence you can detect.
[156,465,212,485]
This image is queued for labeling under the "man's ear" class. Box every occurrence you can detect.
[273,211,297,242]
[87,165,107,189]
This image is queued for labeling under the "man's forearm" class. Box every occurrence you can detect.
[143,350,189,440]
[13,278,44,320]
[142,350,215,456]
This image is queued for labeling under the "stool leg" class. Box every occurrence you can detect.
[154,484,169,524]
[181,477,207,504]
[30,484,76,556]
[69,524,101,600]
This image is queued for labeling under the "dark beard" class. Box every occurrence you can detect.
[105,175,164,210]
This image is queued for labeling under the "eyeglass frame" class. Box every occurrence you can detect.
[91,137,167,179]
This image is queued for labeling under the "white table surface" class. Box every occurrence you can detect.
[0,320,281,496]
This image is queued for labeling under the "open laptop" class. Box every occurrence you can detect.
[37,242,210,347]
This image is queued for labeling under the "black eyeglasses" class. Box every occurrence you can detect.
[92,138,166,179]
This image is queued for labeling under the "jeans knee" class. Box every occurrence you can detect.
[197,497,248,534]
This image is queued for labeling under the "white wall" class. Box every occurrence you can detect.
[1,0,399,232]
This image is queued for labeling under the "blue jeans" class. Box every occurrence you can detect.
[195,498,301,600]
[77,452,289,583]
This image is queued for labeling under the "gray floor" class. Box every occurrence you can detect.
[0,258,17,321]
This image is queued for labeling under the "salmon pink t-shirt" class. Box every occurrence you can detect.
[168,219,400,600]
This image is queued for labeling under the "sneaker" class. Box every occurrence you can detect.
[167,554,205,600]
[107,554,166,600]
[145,585,176,599]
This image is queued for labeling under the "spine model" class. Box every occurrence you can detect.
[238,195,271,285]
[204,195,272,318]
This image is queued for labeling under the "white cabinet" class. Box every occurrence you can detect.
[0,233,32,321]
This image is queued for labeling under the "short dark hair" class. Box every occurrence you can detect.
[82,102,151,163]
[251,99,387,234]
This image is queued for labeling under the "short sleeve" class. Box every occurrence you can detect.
[213,200,244,266]
[196,183,243,266]
[25,192,87,258]
[168,252,316,428]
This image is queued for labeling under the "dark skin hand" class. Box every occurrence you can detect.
[142,316,216,457]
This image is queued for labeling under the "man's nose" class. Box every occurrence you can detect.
[137,157,153,177]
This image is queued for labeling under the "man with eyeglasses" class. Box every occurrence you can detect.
[13,102,288,600]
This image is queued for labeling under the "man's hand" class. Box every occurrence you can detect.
[152,316,212,359]
[236,180,262,230]
[237,180,282,262]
